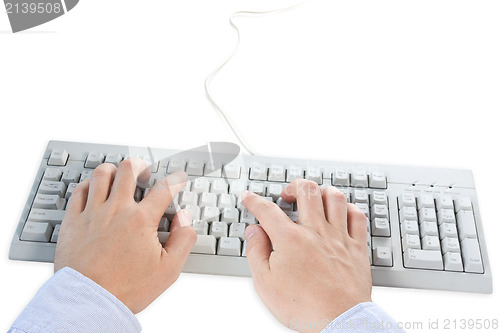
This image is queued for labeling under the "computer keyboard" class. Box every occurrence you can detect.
[9,141,492,293]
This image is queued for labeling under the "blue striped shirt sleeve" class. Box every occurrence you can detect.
[321,302,405,333]
[8,267,141,333]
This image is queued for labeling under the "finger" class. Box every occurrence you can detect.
[140,172,188,221]
[86,163,117,208]
[321,186,348,234]
[163,210,197,269]
[109,158,151,202]
[241,191,291,243]
[347,203,369,243]
[281,180,326,228]
[65,180,89,216]
[244,225,271,277]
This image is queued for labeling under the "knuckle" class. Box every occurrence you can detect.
[119,158,133,170]
[92,163,116,177]
[327,187,347,203]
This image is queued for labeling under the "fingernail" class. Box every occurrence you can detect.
[179,210,192,227]
[245,225,258,240]
[167,172,188,186]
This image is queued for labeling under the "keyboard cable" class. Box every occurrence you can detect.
[204,0,311,156]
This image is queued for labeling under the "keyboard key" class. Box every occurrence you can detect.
[38,181,67,198]
[422,235,440,251]
[249,163,267,181]
[104,152,123,166]
[420,221,438,237]
[229,223,247,241]
[80,170,92,181]
[167,158,186,173]
[305,167,322,184]
[419,208,437,223]
[218,194,236,209]
[229,180,247,196]
[50,224,61,243]
[398,192,416,209]
[437,208,456,225]
[268,165,286,182]
[248,182,265,196]
[204,161,222,178]
[439,223,458,239]
[186,159,204,176]
[267,183,283,201]
[417,194,435,210]
[444,252,463,272]
[240,208,257,224]
[352,190,369,204]
[192,235,217,254]
[85,152,104,168]
[400,206,417,222]
[180,191,198,206]
[199,192,217,208]
[461,238,483,273]
[332,169,350,187]
[221,207,239,223]
[286,165,304,182]
[193,220,209,235]
[456,210,477,240]
[201,206,220,221]
[371,191,387,206]
[370,204,388,220]
[355,203,370,219]
[21,222,53,242]
[441,237,460,254]
[369,171,387,189]
[400,220,419,236]
[436,195,454,211]
[371,218,390,237]
[402,234,421,251]
[210,221,228,238]
[158,232,170,246]
[455,197,472,213]
[43,168,62,181]
[61,169,80,185]
[33,194,66,210]
[158,217,170,231]
[277,197,294,211]
[404,249,443,270]
[222,162,241,179]
[182,204,201,220]
[48,149,69,166]
[28,209,65,224]
[217,237,241,256]
[351,170,368,188]
[211,178,228,194]
[373,246,392,266]
[192,178,210,193]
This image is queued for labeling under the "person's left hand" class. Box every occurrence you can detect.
[54,158,197,313]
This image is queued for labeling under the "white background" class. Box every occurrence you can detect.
[1,0,499,332]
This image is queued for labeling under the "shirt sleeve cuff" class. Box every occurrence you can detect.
[10,267,141,333]
[321,302,404,333]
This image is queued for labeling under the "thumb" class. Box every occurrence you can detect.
[245,225,272,277]
[163,210,197,269]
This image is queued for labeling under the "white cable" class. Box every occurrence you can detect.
[204,1,311,155]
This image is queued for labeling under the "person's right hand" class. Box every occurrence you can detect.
[242,180,372,333]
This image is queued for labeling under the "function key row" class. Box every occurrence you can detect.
[249,163,387,188]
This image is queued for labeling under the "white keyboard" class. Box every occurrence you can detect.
[9,141,492,293]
